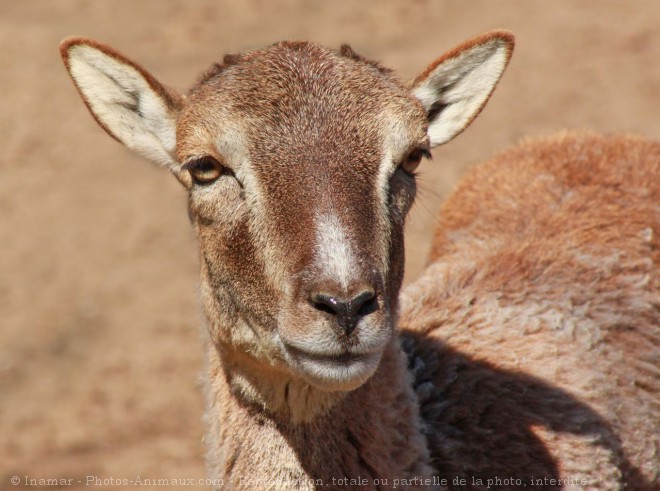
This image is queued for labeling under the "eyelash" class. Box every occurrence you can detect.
[399,147,431,176]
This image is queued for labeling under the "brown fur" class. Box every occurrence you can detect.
[58,33,660,490]
[401,131,659,489]
[204,340,433,489]
[182,41,434,489]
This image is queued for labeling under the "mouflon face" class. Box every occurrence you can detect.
[178,43,428,391]
[60,32,513,391]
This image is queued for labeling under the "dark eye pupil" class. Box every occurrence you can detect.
[407,152,422,164]
[196,161,215,173]
[191,157,217,172]
[400,148,428,175]
[187,157,222,183]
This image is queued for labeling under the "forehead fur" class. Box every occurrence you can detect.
[190,42,394,95]
[177,41,426,162]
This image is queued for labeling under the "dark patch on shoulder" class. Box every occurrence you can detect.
[346,429,381,489]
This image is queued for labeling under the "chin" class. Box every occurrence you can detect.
[276,315,394,391]
[286,347,385,392]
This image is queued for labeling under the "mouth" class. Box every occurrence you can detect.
[281,342,384,391]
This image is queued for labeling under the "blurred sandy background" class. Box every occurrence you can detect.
[1,1,659,489]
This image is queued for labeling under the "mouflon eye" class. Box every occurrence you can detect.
[185,156,224,184]
[400,148,431,175]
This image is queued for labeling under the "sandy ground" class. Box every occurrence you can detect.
[1,1,659,489]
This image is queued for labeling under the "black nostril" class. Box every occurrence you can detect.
[355,294,378,318]
[310,293,345,316]
[310,293,343,316]
[310,289,377,336]
[349,289,376,318]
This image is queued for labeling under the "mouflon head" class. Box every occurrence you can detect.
[60,32,514,391]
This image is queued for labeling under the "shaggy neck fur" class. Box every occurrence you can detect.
[203,336,435,490]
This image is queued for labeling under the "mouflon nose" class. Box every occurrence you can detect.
[309,288,377,336]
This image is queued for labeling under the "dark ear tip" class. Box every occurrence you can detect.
[60,37,104,68]
[484,29,516,53]
[59,36,89,59]
[59,37,116,65]
[60,37,77,62]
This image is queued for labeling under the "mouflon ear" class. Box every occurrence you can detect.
[411,30,514,147]
[60,37,183,171]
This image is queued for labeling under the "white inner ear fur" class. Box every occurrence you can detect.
[67,45,178,169]
[413,40,509,147]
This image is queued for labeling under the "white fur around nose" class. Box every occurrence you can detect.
[314,215,358,290]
